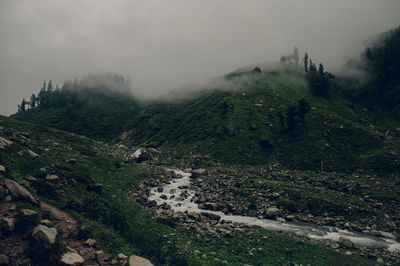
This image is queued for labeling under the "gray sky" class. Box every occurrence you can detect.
[1,0,399,115]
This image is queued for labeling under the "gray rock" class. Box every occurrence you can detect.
[160,194,167,200]
[84,238,96,247]
[19,209,38,217]
[0,165,5,172]
[129,255,153,266]
[203,202,220,211]
[4,179,37,204]
[19,209,40,227]
[146,200,157,208]
[60,252,84,265]
[0,254,9,265]
[40,219,54,227]
[201,212,221,221]
[46,174,59,180]
[191,168,207,178]
[27,149,39,157]
[265,207,280,218]
[339,237,354,248]
[32,225,58,247]
[0,217,15,232]
[118,253,128,259]
[0,136,13,150]
[66,159,77,164]
[225,125,238,137]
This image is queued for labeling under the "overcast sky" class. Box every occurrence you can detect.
[0,0,399,115]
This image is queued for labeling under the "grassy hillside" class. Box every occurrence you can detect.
[0,115,379,265]
[124,67,393,173]
[12,66,399,174]
[0,115,181,264]
[12,96,139,141]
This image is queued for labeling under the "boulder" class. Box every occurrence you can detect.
[40,219,54,227]
[19,209,38,217]
[118,253,128,259]
[84,238,96,247]
[0,254,9,265]
[264,207,281,218]
[18,209,40,228]
[60,252,84,265]
[0,136,13,149]
[46,174,59,181]
[129,255,153,266]
[191,168,207,178]
[145,200,157,208]
[32,225,58,247]
[146,141,161,148]
[160,194,167,200]
[201,212,221,221]
[66,159,77,164]
[0,217,15,232]
[86,183,102,194]
[27,149,39,157]
[339,237,354,248]
[0,165,5,172]
[225,125,237,137]
[203,202,220,211]
[4,179,37,204]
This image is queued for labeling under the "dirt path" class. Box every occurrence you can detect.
[40,201,111,265]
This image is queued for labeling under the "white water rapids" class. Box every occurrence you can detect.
[148,169,400,253]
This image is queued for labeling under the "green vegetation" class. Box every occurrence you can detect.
[13,66,396,174]
[344,25,400,127]
[0,114,379,265]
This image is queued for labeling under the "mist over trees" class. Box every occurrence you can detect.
[361,26,400,108]
[280,47,299,66]
[340,25,400,123]
[304,54,335,98]
[17,73,131,112]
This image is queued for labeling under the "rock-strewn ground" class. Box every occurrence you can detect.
[132,160,400,264]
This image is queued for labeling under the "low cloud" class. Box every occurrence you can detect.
[1,0,399,114]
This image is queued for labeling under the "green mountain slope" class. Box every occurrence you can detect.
[12,92,139,141]
[124,67,394,173]
[0,115,378,265]
[13,66,399,174]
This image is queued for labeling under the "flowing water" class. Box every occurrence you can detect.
[148,169,400,252]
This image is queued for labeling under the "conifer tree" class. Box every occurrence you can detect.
[304,53,309,73]
[30,94,36,108]
[21,99,26,112]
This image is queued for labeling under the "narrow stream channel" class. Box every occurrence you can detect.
[148,169,400,253]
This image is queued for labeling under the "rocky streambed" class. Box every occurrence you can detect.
[147,168,400,253]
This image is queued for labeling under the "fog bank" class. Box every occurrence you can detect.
[1,0,399,115]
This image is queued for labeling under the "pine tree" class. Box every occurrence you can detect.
[47,80,53,92]
[318,63,324,75]
[30,94,36,108]
[286,105,298,131]
[304,53,309,73]
[21,99,26,112]
[298,98,311,120]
